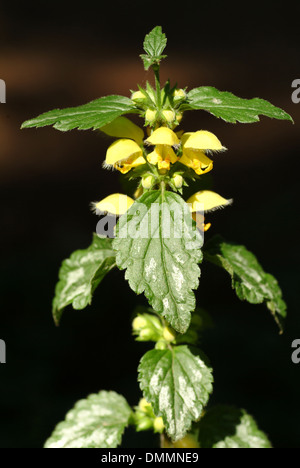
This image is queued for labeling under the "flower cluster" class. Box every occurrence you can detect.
[93,89,232,229]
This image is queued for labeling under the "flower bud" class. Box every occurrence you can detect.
[133,316,148,331]
[135,418,154,432]
[142,175,155,189]
[145,109,157,125]
[153,417,164,433]
[131,90,146,101]
[171,174,183,189]
[140,328,155,340]
[163,326,176,342]
[174,88,186,103]
[155,340,167,350]
[176,111,183,123]
[162,109,176,123]
[138,398,151,412]
[132,313,163,342]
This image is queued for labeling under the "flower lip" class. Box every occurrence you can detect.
[145,127,180,146]
[182,130,226,152]
[105,138,143,166]
[92,193,134,216]
[187,190,233,213]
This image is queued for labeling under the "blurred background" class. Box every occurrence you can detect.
[0,1,300,448]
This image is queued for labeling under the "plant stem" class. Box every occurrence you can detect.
[160,179,166,199]
[153,64,161,111]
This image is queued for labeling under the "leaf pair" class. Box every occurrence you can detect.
[53,203,286,334]
[45,390,271,448]
[21,87,292,132]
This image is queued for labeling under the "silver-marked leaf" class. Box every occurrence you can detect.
[21,95,137,131]
[138,346,213,441]
[45,391,132,448]
[197,405,272,448]
[182,86,293,123]
[53,234,116,325]
[113,190,203,334]
[204,235,287,332]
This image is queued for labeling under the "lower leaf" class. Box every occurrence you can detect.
[138,345,213,441]
[197,405,272,448]
[45,391,132,448]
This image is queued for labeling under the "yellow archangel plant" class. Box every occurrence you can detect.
[22,26,292,449]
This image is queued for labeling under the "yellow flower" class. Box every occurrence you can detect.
[92,193,134,216]
[187,190,232,232]
[104,138,146,174]
[145,127,179,171]
[180,130,226,175]
[187,190,232,212]
[100,116,144,145]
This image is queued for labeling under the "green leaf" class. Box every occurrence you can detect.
[45,391,132,448]
[138,345,213,441]
[204,235,287,332]
[182,86,293,123]
[53,234,116,325]
[140,26,167,70]
[197,405,272,448]
[113,190,203,333]
[21,95,137,131]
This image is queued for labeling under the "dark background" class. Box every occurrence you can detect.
[0,1,299,448]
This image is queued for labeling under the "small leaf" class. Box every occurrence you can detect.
[204,235,287,331]
[197,405,272,448]
[53,234,116,325]
[45,391,132,448]
[113,190,203,333]
[138,345,213,441]
[182,86,293,123]
[21,95,137,131]
[140,26,167,70]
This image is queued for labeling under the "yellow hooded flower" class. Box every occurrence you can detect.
[180,131,226,175]
[104,138,146,174]
[145,127,179,171]
[93,193,134,216]
[101,116,144,145]
[187,190,232,232]
[187,190,232,212]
